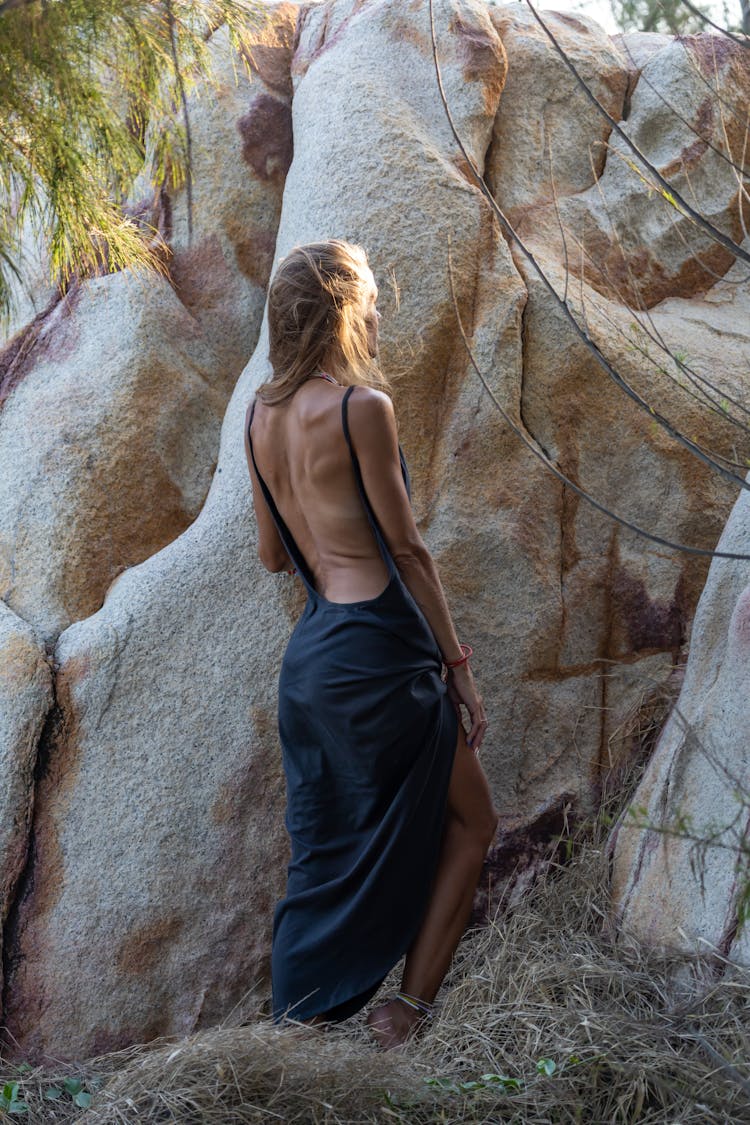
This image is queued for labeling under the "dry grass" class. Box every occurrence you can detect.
[3,815,750,1123]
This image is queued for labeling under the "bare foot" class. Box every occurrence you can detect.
[367,998,421,1050]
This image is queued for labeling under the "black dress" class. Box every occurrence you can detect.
[247,384,458,1022]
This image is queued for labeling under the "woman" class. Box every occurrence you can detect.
[244,239,498,1050]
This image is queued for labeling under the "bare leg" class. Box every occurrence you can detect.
[368,720,498,1048]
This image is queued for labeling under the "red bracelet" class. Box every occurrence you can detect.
[444,643,473,669]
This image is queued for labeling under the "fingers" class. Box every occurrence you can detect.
[466,697,487,753]
[445,670,487,753]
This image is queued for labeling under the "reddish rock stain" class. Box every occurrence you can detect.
[169,234,235,314]
[116,915,185,975]
[232,225,277,289]
[471,792,577,924]
[684,33,739,78]
[611,567,687,653]
[237,95,293,184]
[0,285,84,411]
[574,216,738,307]
[450,14,508,116]
[553,11,597,35]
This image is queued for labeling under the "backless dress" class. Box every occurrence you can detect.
[246,384,458,1022]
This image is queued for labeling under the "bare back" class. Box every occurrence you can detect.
[246,381,391,603]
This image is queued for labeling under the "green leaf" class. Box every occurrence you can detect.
[73,1090,92,1108]
[3,1083,18,1101]
[8,1100,29,1113]
[63,1077,83,1095]
[537,1058,557,1076]
[423,1076,460,1093]
[479,1073,522,1091]
[44,1086,63,1100]
[14,1065,32,1075]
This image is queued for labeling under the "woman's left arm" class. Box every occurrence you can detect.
[243,401,295,573]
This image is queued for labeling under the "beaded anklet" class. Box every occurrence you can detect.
[395,991,435,1019]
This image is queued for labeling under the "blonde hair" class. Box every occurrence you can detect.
[255,239,391,406]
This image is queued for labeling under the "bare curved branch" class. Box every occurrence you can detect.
[446,242,750,560]
[428,0,750,497]
[525,0,750,267]
[679,0,750,46]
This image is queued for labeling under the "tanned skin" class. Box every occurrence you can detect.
[244,269,498,1049]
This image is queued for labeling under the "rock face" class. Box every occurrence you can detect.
[487,6,629,207]
[0,0,748,1061]
[0,604,52,971]
[611,463,750,962]
[522,33,750,308]
[0,15,295,644]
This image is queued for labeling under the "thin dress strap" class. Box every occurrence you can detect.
[247,390,412,596]
[341,385,411,578]
[246,399,318,597]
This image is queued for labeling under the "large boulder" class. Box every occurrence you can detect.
[0,603,52,953]
[514,32,750,307]
[0,13,294,644]
[0,0,747,1061]
[0,0,511,1062]
[611,421,750,960]
[480,13,750,826]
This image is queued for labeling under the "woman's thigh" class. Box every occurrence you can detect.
[445,713,498,834]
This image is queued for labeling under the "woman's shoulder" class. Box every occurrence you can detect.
[346,384,395,420]
[346,384,399,454]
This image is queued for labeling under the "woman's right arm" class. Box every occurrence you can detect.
[348,388,487,751]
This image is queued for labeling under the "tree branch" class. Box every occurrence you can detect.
[445,241,750,561]
[428,0,750,499]
[525,0,750,265]
[165,0,194,244]
[679,0,750,45]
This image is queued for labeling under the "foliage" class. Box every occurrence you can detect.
[3,816,750,1122]
[608,0,711,34]
[0,0,263,329]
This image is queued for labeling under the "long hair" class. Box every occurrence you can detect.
[255,239,391,405]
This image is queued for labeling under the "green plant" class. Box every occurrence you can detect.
[43,1075,95,1108]
[0,1081,28,1115]
[0,0,263,327]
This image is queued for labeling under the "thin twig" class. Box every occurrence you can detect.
[428,0,750,498]
[525,0,750,265]
[445,237,750,560]
[165,0,194,243]
[679,0,750,46]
